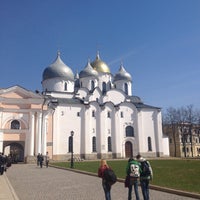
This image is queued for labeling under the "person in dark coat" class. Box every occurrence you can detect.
[39,154,44,168]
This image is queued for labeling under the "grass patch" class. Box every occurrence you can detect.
[52,159,200,194]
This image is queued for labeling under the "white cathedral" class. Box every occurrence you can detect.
[0,52,169,163]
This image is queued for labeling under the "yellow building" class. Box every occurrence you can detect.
[164,124,200,157]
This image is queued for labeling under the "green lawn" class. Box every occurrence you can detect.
[52,159,200,194]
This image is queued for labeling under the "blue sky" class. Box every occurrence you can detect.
[0,0,200,111]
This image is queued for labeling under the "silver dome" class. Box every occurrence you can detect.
[114,64,132,82]
[42,52,74,81]
[79,60,98,78]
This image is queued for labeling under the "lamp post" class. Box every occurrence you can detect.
[70,131,74,168]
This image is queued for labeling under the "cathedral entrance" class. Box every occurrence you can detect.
[4,143,24,163]
[125,141,133,158]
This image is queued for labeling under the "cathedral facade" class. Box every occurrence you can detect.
[0,52,169,162]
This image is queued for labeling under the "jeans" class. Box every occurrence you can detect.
[140,179,149,200]
[102,180,111,200]
[128,179,140,200]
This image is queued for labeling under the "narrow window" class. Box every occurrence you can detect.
[124,83,128,95]
[91,80,95,90]
[92,110,95,117]
[64,82,67,91]
[102,82,106,95]
[92,136,96,152]
[148,137,152,151]
[107,111,111,118]
[108,136,112,152]
[120,111,124,118]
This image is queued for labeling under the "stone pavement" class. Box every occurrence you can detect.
[0,172,19,200]
[1,164,199,200]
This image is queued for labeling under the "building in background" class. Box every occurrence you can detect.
[0,52,169,162]
[164,123,200,157]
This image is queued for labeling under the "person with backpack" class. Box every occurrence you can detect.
[98,159,116,200]
[136,154,153,200]
[126,157,141,200]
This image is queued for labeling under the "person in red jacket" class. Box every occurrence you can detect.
[98,159,112,200]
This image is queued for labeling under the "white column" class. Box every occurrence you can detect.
[0,111,3,152]
[154,110,163,155]
[36,112,42,154]
[29,112,35,156]
[113,108,120,155]
[41,114,48,155]
[98,107,106,155]
[136,109,143,153]
[84,107,90,155]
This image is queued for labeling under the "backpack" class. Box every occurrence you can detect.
[129,163,140,178]
[140,161,151,177]
[103,168,117,185]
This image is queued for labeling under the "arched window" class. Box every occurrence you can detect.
[108,136,112,152]
[64,82,67,91]
[68,136,73,152]
[102,82,106,95]
[148,137,152,151]
[124,83,128,95]
[126,126,134,137]
[11,120,20,129]
[91,80,95,90]
[92,136,96,152]
[92,110,95,117]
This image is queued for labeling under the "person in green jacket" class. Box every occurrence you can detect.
[126,157,142,200]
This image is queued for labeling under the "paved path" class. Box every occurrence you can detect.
[5,164,198,200]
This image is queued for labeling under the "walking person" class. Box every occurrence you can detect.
[39,154,44,168]
[37,153,40,166]
[45,152,49,168]
[98,159,113,200]
[136,154,153,200]
[126,157,141,200]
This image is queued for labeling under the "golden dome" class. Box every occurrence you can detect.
[91,53,110,73]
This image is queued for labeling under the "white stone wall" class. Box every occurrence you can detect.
[43,78,74,92]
